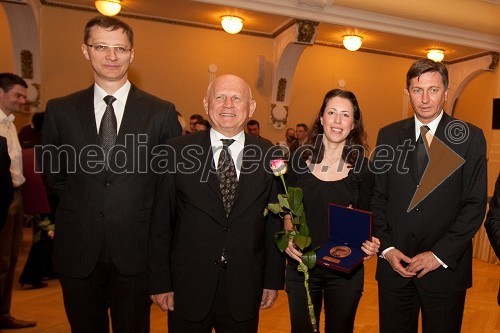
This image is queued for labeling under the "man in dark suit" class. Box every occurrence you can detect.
[42,16,181,332]
[371,58,487,333]
[149,74,285,332]
[485,173,500,304]
[0,136,13,231]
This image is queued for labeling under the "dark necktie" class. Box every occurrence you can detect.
[99,95,117,161]
[416,125,430,177]
[217,139,238,217]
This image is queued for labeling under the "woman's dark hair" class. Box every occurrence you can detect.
[302,89,367,167]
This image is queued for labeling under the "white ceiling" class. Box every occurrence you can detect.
[39,0,500,62]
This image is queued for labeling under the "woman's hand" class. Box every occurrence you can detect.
[362,236,380,260]
[284,238,303,262]
[283,214,293,232]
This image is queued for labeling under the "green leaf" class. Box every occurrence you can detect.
[33,231,41,243]
[292,215,301,226]
[287,187,303,212]
[266,203,281,215]
[293,203,304,217]
[274,231,290,252]
[302,250,317,269]
[294,234,311,250]
[278,194,290,210]
[298,220,310,237]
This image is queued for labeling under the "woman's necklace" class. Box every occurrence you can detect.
[321,154,342,172]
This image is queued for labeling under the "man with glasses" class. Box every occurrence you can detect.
[42,16,181,332]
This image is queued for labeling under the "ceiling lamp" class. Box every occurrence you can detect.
[95,0,121,16]
[427,49,445,62]
[221,16,243,34]
[342,35,362,51]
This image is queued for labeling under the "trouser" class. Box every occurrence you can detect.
[0,191,24,316]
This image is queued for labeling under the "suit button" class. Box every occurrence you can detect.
[99,212,105,217]
[224,227,229,232]
[415,208,421,212]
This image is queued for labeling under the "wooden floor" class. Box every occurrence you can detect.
[9,229,500,333]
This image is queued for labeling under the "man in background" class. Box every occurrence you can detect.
[189,114,204,133]
[42,16,181,332]
[0,136,13,231]
[0,73,36,329]
[246,119,272,144]
[276,127,295,159]
[289,123,308,154]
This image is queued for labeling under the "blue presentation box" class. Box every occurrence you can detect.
[316,204,372,273]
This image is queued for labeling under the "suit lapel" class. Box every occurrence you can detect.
[400,118,420,183]
[202,132,222,201]
[115,85,142,145]
[76,86,99,146]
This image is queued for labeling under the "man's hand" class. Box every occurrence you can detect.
[151,292,174,312]
[407,251,441,278]
[260,289,278,309]
[384,248,416,278]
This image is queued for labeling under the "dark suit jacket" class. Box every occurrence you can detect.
[42,84,181,278]
[371,112,487,292]
[0,136,13,230]
[148,131,285,322]
[485,173,500,258]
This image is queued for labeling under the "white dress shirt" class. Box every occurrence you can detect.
[210,129,245,179]
[0,110,25,187]
[94,81,131,133]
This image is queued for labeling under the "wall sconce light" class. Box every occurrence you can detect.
[221,16,243,34]
[95,0,121,16]
[426,49,445,62]
[342,35,362,51]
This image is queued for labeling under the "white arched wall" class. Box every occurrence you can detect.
[448,53,498,115]
[270,20,318,130]
[0,0,41,112]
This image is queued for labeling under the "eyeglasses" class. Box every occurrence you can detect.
[86,44,132,54]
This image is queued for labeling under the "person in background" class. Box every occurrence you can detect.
[289,123,309,154]
[150,74,285,333]
[176,111,188,135]
[276,127,295,159]
[193,119,211,132]
[485,173,500,305]
[18,110,55,290]
[189,113,204,133]
[0,73,36,329]
[371,58,487,333]
[42,16,181,332]
[246,119,273,144]
[18,112,45,148]
[284,89,379,332]
[0,136,13,232]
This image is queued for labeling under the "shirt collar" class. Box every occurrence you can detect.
[0,109,15,122]
[210,128,245,146]
[414,110,443,140]
[94,81,131,106]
